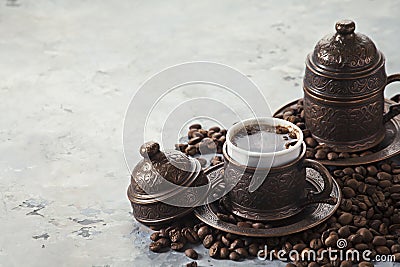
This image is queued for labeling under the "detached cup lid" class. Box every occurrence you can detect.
[129,141,205,202]
[309,19,382,75]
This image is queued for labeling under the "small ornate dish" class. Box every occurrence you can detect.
[194,164,341,237]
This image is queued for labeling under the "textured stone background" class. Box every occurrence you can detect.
[0,0,399,266]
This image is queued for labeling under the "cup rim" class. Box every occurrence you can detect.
[226,117,304,157]
[223,142,306,172]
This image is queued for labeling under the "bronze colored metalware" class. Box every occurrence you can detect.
[303,20,400,152]
[222,143,335,221]
[274,98,400,166]
[194,163,341,237]
[127,141,210,225]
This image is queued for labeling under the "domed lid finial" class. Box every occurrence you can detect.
[335,20,355,35]
[140,141,160,159]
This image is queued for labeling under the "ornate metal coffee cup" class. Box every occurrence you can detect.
[223,118,335,221]
[303,20,400,152]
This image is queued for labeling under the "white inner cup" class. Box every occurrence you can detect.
[225,117,303,168]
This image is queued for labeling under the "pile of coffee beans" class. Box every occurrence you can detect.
[175,124,227,167]
[273,99,375,161]
[146,161,400,266]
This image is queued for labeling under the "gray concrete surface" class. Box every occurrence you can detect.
[1,0,400,266]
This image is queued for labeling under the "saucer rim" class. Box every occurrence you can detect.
[193,163,342,237]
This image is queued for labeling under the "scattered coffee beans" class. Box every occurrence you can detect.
[175,124,227,167]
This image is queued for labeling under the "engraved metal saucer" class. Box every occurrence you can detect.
[273,98,400,166]
[194,163,341,237]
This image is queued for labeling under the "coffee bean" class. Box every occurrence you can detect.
[345,179,359,191]
[394,253,400,262]
[358,262,373,267]
[338,226,351,238]
[353,173,365,181]
[308,262,319,267]
[339,152,350,159]
[355,166,367,176]
[286,264,296,267]
[389,185,400,193]
[189,124,202,130]
[149,242,162,252]
[372,236,386,246]
[305,137,318,148]
[327,152,338,161]
[293,243,307,252]
[209,126,220,133]
[248,243,259,256]
[225,233,238,241]
[235,247,249,258]
[302,129,311,137]
[217,213,236,224]
[192,131,204,139]
[221,236,231,247]
[365,177,378,185]
[391,244,400,253]
[169,228,183,243]
[349,234,363,244]
[381,163,392,173]
[229,251,240,261]
[310,238,323,250]
[150,232,160,241]
[315,150,327,160]
[342,167,354,175]
[340,260,353,267]
[355,243,369,251]
[199,138,216,153]
[188,136,202,146]
[377,172,392,180]
[196,157,207,168]
[185,145,197,156]
[171,242,184,251]
[353,216,367,227]
[342,187,356,198]
[157,237,171,248]
[197,226,211,240]
[379,180,392,188]
[333,170,344,178]
[212,132,222,140]
[203,234,214,248]
[209,241,222,258]
[357,228,373,243]
[182,228,200,244]
[306,149,315,158]
[237,221,252,228]
[230,239,244,250]
[379,223,389,235]
[341,199,352,211]
[375,245,390,255]
[324,234,338,247]
[360,151,373,157]
[367,165,378,176]
[338,212,353,225]
[186,261,197,267]
[185,248,198,259]
[252,222,265,229]
[176,143,188,152]
[220,247,230,259]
